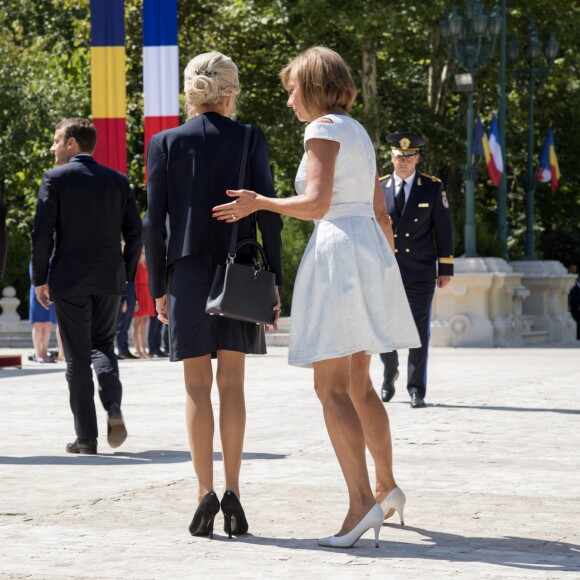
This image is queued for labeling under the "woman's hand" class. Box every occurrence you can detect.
[156,295,169,324]
[265,287,281,333]
[212,189,261,223]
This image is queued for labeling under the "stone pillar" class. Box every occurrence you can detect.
[431,258,528,347]
[510,261,577,343]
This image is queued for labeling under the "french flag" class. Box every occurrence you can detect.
[143,0,180,174]
[482,115,503,188]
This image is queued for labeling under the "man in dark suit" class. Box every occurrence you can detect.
[32,118,142,454]
[379,132,454,408]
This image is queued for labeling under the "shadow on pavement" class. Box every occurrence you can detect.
[228,524,580,571]
[0,367,65,378]
[0,450,287,466]
[433,403,580,415]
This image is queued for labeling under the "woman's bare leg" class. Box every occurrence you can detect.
[131,318,139,355]
[215,350,246,498]
[183,355,215,502]
[348,351,397,503]
[32,322,52,361]
[312,356,376,535]
[41,322,52,359]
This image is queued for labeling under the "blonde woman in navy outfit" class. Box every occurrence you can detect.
[144,52,283,539]
[214,47,419,548]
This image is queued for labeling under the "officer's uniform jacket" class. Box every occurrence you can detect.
[380,171,454,284]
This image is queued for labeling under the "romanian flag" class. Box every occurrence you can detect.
[143,0,180,176]
[482,115,503,187]
[90,0,126,174]
[537,128,561,193]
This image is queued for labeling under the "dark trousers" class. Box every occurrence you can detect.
[55,294,123,440]
[115,282,136,353]
[162,323,169,352]
[380,280,436,399]
[147,314,162,353]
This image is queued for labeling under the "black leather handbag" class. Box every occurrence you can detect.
[205,126,277,325]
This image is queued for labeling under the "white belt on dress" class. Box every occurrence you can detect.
[319,202,375,221]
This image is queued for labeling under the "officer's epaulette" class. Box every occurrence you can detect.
[421,173,442,183]
[379,174,391,182]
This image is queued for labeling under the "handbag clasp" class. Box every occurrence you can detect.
[227,253,236,264]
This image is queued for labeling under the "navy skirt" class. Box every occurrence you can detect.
[168,254,266,361]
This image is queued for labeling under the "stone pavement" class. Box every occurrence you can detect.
[0,344,579,579]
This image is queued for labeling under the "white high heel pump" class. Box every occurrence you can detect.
[379,486,406,525]
[317,503,383,548]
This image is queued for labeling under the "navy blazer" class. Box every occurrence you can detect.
[31,156,143,299]
[144,112,283,298]
[380,171,454,284]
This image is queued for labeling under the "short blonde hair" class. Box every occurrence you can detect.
[280,46,357,115]
[183,51,240,118]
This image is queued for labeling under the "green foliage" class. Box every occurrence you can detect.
[1,0,579,314]
[0,0,90,303]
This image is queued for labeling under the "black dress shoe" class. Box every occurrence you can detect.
[107,403,127,448]
[150,350,170,358]
[381,371,399,403]
[66,438,97,455]
[117,351,138,360]
[410,393,426,408]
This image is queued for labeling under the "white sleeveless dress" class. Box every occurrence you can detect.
[288,114,420,367]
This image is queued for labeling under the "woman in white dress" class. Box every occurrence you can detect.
[213,46,420,548]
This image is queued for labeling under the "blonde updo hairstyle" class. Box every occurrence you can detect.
[183,51,240,118]
[280,46,357,116]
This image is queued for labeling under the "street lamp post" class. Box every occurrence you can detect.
[508,23,558,260]
[441,1,500,257]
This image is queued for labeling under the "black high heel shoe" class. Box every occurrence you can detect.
[189,491,220,539]
[221,490,249,538]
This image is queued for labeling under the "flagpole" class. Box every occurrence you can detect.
[497,0,508,260]
[464,90,477,257]
[524,51,536,260]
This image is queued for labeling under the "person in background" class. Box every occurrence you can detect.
[132,247,155,358]
[29,261,57,363]
[116,240,138,360]
[568,265,580,340]
[379,132,454,409]
[147,309,168,357]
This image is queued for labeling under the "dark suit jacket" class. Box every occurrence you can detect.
[380,171,454,284]
[31,155,142,299]
[144,112,283,298]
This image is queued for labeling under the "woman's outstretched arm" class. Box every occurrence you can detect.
[212,138,339,222]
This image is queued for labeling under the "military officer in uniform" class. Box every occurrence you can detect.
[379,132,454,408]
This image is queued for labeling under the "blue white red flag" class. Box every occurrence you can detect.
[482,115,503,187]
[143,0,179,177]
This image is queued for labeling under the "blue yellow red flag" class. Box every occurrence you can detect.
[537,128,561,193]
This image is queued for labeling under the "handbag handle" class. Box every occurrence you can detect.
[228,125,252,257]
[229,239,271,270]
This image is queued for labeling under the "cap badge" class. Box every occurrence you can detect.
[399,137,411,150]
